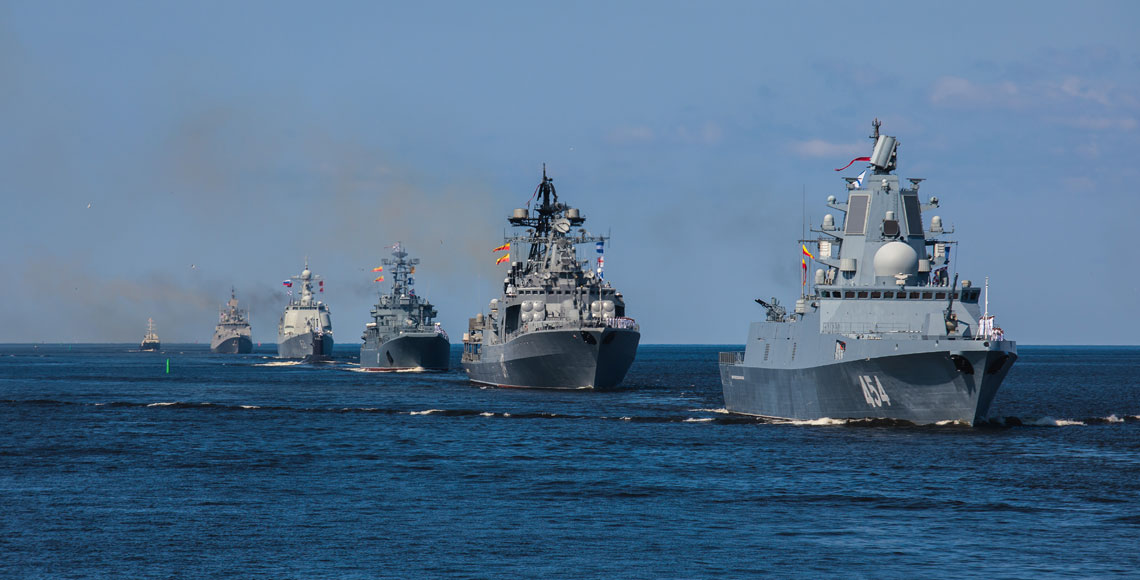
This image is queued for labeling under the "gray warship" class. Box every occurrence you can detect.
[719,121,1017,425]
[211,287,253,354]
[277,261,334,360]
[140,317,160,351]
[359,243,450,371]
[462,168,640,389]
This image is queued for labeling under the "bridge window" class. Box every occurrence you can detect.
[935,292,946,299]
[870,291,882,298]
[845,291,855,298]
[922,292,933,299]
[857,291,868,298]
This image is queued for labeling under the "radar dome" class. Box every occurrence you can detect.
[301,269,311,278]
[873,241,919,277]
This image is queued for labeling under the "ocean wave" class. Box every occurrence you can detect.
[784,417,850,426]
[683,417,714,423]
[688,407,730,414]
[252,361,303,367]
[1032,417,1086,427]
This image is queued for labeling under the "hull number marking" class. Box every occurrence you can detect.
[859,375,892,407]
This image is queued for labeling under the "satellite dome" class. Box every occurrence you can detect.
[301,269,311,278]
[873,241,919,277]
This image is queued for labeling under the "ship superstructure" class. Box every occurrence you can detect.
[360,243,449,371]
[719,121,1017,424]
[140,317,160,351]
[211,287,253,354]
[277,261,334,360]
[462,167,640,389]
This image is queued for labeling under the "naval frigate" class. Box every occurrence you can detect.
[462,168,640,389]
[140,317,160,351]
[211,287,253,354]
[277,261,334,360]
[719,121,1017,425]
[360,243,450,371]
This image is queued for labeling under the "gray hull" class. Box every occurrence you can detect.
[211,335,253,354]
[277,332,334,359]
[463,328,639,389]
[721,343,1017,425]
[361,333,449,371]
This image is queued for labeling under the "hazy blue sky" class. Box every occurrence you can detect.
[2,1,1138,345]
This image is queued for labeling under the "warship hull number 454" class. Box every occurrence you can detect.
[720,121,1016,425]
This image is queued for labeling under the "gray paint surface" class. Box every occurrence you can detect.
[211,288,252,354]
[721,123,1017,424]
[359,244,450,371]
[462,169,640,389]
[277,262,333,360]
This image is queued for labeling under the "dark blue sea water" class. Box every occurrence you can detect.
[2,344,1139,578]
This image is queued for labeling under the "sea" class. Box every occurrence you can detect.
[2,344,1138,578]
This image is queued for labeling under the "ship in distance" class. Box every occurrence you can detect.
[211,287,253,354]
[359,242,449,371]
[140,317,160,351]
[719,120,1017,425]
[277,261,333,360]
[462,167,640,389]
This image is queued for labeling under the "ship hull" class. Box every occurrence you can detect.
[140,341,160,352]
[720,342,1017,425]
[361,333,450,371]
[211,335,253,354]
[277,332,334,360]
[463,328,639,389]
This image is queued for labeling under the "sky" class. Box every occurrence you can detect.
[2,1,1138,345]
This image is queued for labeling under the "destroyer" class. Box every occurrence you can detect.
[360,243,449,371]
[211,287,253,354]
[719,121,1016,425]
[462,167,640,389]
[140,317,160,351]
[277,261,334,360]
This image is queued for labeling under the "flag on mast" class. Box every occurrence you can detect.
[835,156,871,171]
[495,253,510,265]
[492,243,510,252]
[374,276,384,282]
[371,266,384,272]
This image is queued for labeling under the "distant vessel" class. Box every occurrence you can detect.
[211,287,253,354]
[719,121,1017,425]
[277,261,334,360]
[360,243,449,371]
[140,318,160,351]
[462,167,640,389]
